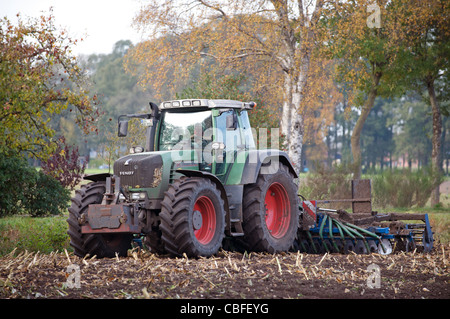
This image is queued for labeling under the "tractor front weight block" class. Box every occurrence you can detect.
[81,203,141,234]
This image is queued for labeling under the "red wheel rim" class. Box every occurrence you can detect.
[193,196,216,245]
[264,182,291,239]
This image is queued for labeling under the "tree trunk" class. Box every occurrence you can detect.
[288,90,304,174]
[427,79,442,207]
[280,72,305,175]
[276,0,322,176]
[351,73,381,179]
[280,75,292,142]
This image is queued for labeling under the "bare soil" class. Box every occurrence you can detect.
[1,244,448,301]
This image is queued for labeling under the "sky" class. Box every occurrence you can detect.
[1,0,145,55]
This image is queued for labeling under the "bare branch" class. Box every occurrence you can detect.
[196,0,228,18]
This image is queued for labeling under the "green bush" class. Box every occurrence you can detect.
[299,163,442,210]
[22,171,70,217]
[0,156,31,216]
[372,167,441,209]
[0,155,70,217]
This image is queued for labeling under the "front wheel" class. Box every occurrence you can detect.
[159,177,226,257]
[242,164,299,253]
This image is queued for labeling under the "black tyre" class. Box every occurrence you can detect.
[143,226,166,255]
[159,177,226,257]
[67,181,133,258]
[242,164,299,253]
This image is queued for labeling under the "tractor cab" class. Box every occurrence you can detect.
[156,99,256,179]
[117,99,257,183]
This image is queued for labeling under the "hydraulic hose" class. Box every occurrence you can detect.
[328,215,340,252]
[344,222,386,254]
[319,214,329,252]
[306,231,317,253]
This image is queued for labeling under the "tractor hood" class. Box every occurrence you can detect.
[113,153,163,189]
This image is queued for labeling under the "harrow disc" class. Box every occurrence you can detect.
[378,239,392,255]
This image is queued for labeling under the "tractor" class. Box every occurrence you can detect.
[68,99,299,258]
[67,99,434,258]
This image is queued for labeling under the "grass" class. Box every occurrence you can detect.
[0,215,70,256]
[0,168,108,256]
[428,211,450,244]
[84,168,111,175]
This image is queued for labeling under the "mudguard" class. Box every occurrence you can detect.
[83,173,112,182]
[239,149,298,185]
[176,169,230,214]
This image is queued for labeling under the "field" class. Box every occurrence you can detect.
[0,245,448,301]
[0,173,449,301]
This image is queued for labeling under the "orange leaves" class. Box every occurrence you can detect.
[0,12,100,159]
[302,58,341,146]
[126,1,299,101]
[127,1,340,171]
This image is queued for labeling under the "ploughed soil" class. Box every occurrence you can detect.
[0,244,448,300]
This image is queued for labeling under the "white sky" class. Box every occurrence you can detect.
[1,0,145,55]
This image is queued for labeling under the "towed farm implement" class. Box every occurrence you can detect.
[297,180,433,255]
[68,99,434,258]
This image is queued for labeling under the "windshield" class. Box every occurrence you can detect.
[158,110,213,151]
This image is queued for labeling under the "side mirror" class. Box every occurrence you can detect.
[118,120,128,137]
[226,113,237,130]
[150,102,160,119]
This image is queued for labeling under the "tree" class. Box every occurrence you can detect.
[396,0,449,206]
[360,97,394,171]
[321,0,449,184]
[76,40,152,166]
[301,59,343,169]
[391,96,432,168]
[125,0,326,174]
[0,11,100,160]
[320,0,414,178]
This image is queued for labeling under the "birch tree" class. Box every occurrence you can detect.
[125,0,325,174]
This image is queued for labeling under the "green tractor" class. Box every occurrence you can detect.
[68,99,299,258]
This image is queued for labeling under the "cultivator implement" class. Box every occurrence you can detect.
[296,180,434,255]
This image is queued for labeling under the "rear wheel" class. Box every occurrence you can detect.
[242,164,299,253]
[159,177,226,257]
[67,181,133,258]
[264,182,292,238]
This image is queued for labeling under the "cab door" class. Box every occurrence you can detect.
[211,109,242,183]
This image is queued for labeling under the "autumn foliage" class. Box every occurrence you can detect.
[41,136,86,191]
[125,0,328,173]
[0,10,100,160]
